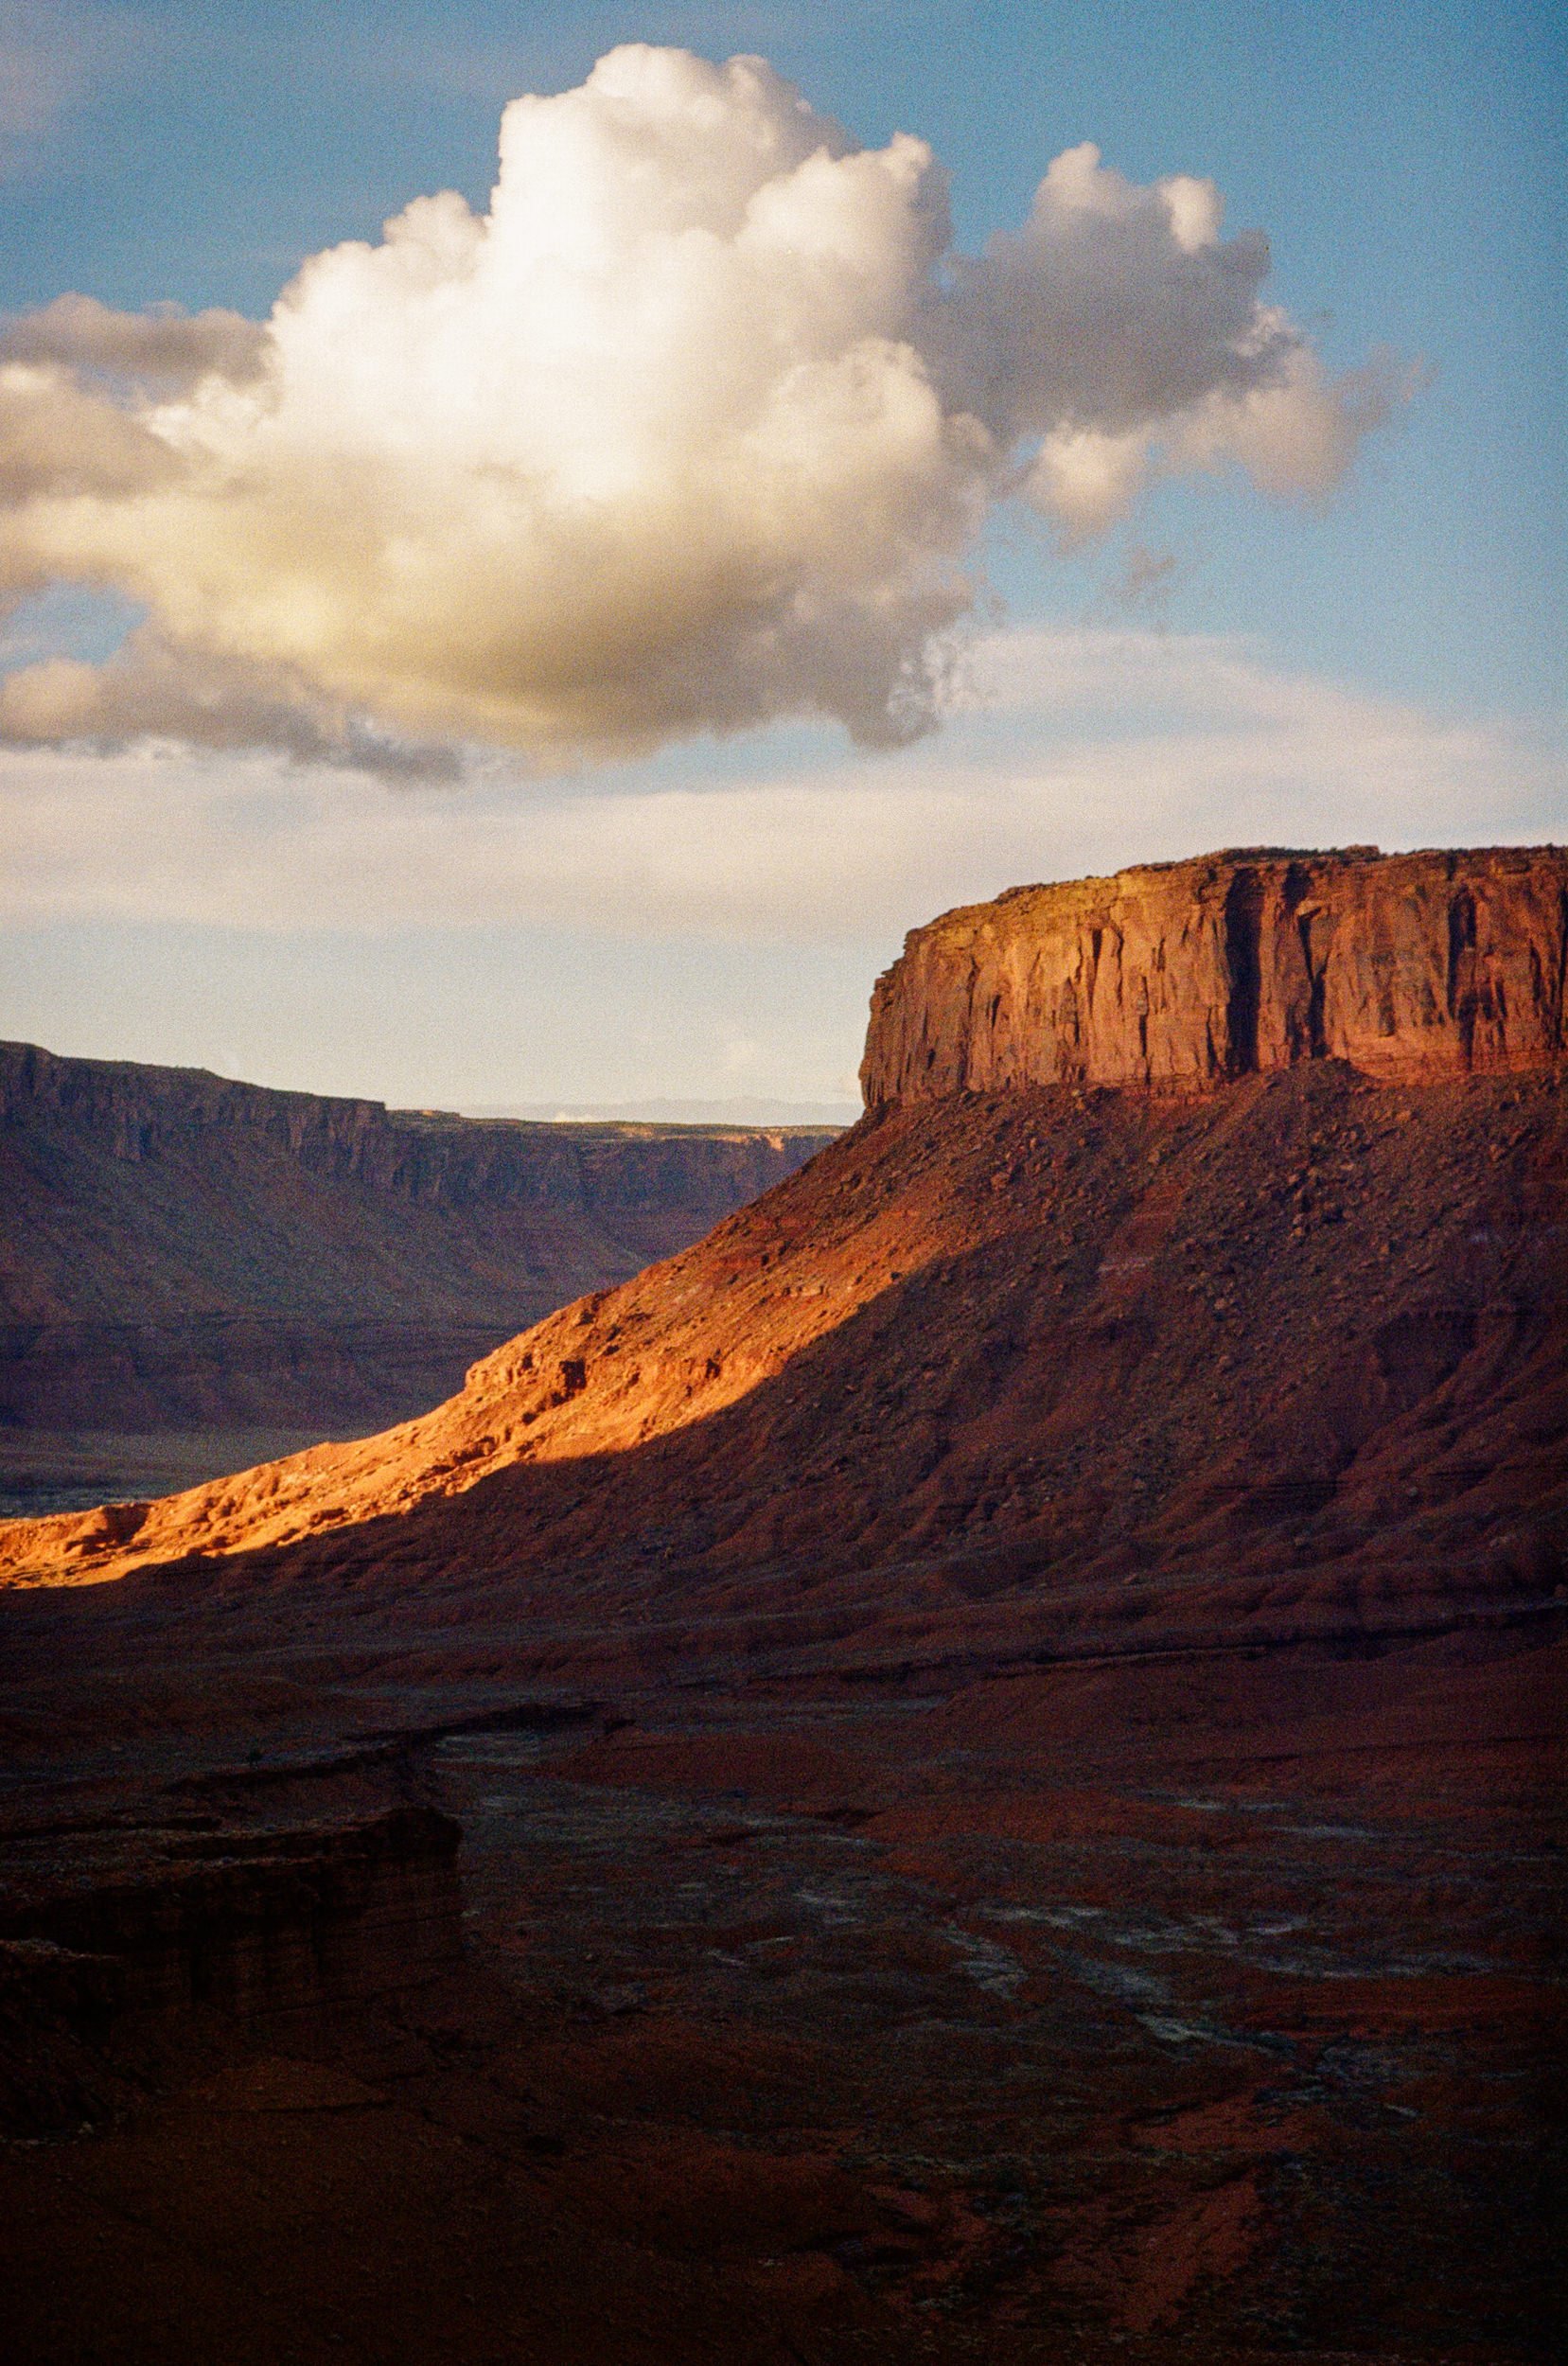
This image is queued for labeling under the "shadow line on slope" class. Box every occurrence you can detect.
[4,1081,1563,1770]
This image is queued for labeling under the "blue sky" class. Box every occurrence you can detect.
[1,1,1562,1108]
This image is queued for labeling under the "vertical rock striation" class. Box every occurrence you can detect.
[0,1806,464,2131]
[860,846,1568,1104]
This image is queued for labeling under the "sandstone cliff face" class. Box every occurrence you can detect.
[0,1042,834,1229]
[860,846,1568,1104]
[0,1804,463,2134]
[1,861,1561,2366]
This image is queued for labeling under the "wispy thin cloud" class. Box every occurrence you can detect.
[0,1,144,172]
[3,627,1559,945]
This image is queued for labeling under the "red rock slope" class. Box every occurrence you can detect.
[2,845,1563,1623]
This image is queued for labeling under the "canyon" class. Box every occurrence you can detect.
[0,1038,835,1515]
[0,845,1562,2365]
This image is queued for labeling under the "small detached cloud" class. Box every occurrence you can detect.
[0,2,143,173]
[0,44,1408,773]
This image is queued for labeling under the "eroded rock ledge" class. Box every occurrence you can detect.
[0,1803,463,2132]
[860,846,1568,1103]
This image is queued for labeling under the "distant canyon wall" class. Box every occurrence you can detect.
[0,1043,837,1432]
[0,1043,832,1220]
[861,846,1568,1104]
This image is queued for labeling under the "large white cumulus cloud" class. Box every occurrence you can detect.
[0,45,1402,771]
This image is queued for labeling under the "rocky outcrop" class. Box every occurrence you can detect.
[3,843,1565,1598]
[0,1042,837,1434]
[860,846,1568,1104]
[0,856,1561,2366]
[0,1805,463,2132]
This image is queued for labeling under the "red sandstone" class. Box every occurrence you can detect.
[860,845,1568,1102]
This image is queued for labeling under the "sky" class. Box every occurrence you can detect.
[0,0,1562,1114]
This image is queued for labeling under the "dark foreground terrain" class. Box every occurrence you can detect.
[0,1620,1559,2365]
[1,850,1562,2361]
